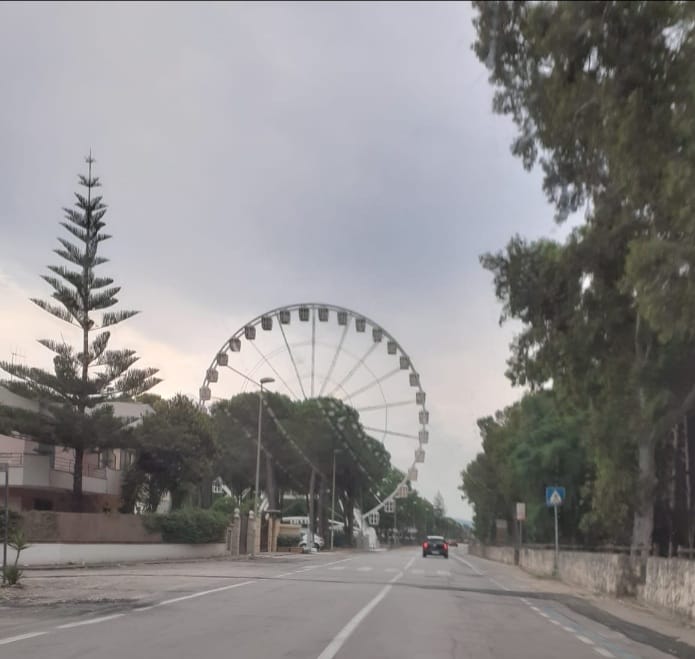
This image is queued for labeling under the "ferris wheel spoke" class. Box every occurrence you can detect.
[248,340,300,400]
[355,400,414,413]
[363,426,419,440]
[328,342,381,398]
[277,313,308,400]
[319,322,349,398]
[223,364,261,388]
[344,367,401,400]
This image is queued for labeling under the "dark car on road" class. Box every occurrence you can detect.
[422,535,448,558]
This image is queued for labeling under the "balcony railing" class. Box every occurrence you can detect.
[52,455,107,479]
[0,452,24,466]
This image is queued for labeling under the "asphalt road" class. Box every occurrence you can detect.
[0,547,686,659]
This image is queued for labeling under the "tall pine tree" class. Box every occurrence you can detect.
[1,154,160,508]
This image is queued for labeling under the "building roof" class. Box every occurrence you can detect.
[0,386,153,422]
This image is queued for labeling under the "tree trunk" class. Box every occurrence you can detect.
[265,453,276,511]
[308,469,316,546]
[685,415,694,550]
[341,494,354,546]
[632,434,657,558]
[72,447,84,510]
[317,476,327,543]
[669,425,678,557]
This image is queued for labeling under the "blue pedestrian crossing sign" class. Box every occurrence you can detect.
[545,486,565,507]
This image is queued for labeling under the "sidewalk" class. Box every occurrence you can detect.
[471,553,695,651]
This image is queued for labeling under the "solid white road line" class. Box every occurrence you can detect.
[576,635,594,645]
[56,614,125,629]
[0,632,49,646]
[277,557,354,578]
[316,571,403,659]
[328,566,346,571]
[594,649,615,658]
[451,554,485,575]
[153,580,255,608]
[403,555,416,571]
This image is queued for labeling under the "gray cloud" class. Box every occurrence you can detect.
[0,2,560,518]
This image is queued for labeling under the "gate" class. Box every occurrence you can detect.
[239,514,248,554]
[260,516,269,552]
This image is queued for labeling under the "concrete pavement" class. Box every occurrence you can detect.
[0,546,692,658]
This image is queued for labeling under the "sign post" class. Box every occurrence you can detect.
[545,486,565,576]
[515,502,526,550]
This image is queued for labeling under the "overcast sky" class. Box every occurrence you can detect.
[0,2,565,519]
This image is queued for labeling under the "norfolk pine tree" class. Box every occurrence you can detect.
[0,154,160,508]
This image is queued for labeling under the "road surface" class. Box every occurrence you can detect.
[0,546,687,658]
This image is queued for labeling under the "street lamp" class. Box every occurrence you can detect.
[252,377,275,557]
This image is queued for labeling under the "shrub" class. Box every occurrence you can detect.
[211,496,237,517]
[276,534,299,547]
[0,511,22,538]
[3,565,22,586]
[144,508,228,544]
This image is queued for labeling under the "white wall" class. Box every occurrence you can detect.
[15,543,228,567]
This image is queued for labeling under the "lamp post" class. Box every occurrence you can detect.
[252,377,275,557]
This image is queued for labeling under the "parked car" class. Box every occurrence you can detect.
[422,535,448,558]
[298,531,325,551]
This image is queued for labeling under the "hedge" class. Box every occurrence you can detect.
[144,508,227,544]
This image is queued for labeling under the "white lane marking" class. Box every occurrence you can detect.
[154,580,255,607]
[576,635,594,645]
[384,567,399,573]
[436,570,451,576]
[562,626,574,633]
[316,571,403,659]
[539,611,550,619]
[520,598,530,605]
[0,632,49,646]
[530,606,540,613]
[550,620,561,626]
[277,557,353,578]
[56,614,125,629]
[403,555,416,571]
[489,577,510,591]
[594,649,615,658]
[356,567,372,572]
[451,554,485,575]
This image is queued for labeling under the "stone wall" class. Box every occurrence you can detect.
[469,542,516,565]
[519,547,554,576]
[642,557,695,621]
[17,542,226,567]
[478,544,636,596]
[20,511,162,543]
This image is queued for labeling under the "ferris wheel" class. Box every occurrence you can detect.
[199,303,429,518]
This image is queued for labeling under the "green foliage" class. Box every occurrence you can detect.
[276,534,298,547]
[0,155,160,505]
[471,0,695,551]
[461,391,590,544]
[124,395,217,512]
[0,510,22,538]
[211,496,237,517]
[3,565,22,586]
[144,508,227,544]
